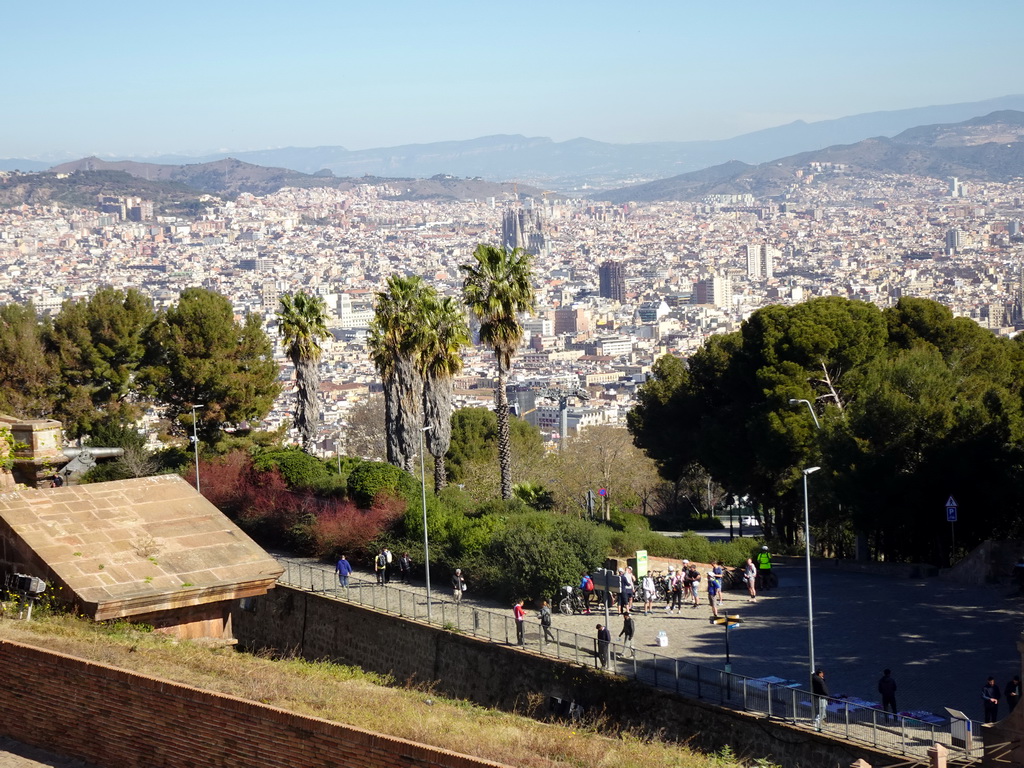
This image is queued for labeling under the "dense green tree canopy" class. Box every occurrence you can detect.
[140,288,280,441]
[47,287,155,437]
[0,302,57,419]
[629,296,1024,563]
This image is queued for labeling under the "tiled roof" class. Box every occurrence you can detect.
[0,475,283,620]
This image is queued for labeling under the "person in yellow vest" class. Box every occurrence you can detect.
[755,545,775,590]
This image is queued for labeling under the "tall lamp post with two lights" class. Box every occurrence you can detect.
[420,423,434,622]
[801,465,820,691]
[191,404,204,495]
[788,398,823,691]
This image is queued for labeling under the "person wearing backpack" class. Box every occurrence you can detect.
[374,549,387,585]
[580,573,595,615]
[539,600,555,643]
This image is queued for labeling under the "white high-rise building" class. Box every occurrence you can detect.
[745,244,778,279]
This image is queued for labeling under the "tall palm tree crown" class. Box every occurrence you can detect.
[461,244,535,499]
[369,275,431,472]
[277,291,330,451]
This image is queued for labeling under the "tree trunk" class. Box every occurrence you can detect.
[424,376,453,492]
[394,353,422,474]
[383,377,401,467]
[294,357,321,451]
[495,360,512,500]
[433,455,447,494]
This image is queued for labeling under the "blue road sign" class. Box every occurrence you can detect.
[946,495,958,522]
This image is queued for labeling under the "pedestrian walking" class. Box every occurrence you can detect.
[579,573,594,615]
[596,623,611,667]
[670,568,684,613]
[743,557,757,601]
[1007,675,1021,713]
[664,566,676,611]
[618,610,635,657]
[641,573,655,615]
[398,552,412,583]
[513,599,526,646]
[983,676,1001,723]
[451,568,466,602]
[382,548,393,583]
[687,564,701,607]
[712,562,724,606]
[335,554,352,588]
[756,545,774,590]
[812,668,830,729]
[374,549,387,585]
[707,572,720,618]
[539,600,555,643]
[878,669,898,719]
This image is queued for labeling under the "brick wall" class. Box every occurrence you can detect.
[235,586,900,768]
[0,639,508,768]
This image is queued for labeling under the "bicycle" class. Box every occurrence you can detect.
[557,585,588,615]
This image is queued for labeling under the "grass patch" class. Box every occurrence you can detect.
[0,615,770,768]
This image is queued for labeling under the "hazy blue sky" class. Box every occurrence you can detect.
[4,0,1023,158]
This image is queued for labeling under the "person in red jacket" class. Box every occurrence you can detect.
[513,599,526,645]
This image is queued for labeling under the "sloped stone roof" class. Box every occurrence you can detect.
[0,475,282,620]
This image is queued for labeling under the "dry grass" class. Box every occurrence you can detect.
[0,615,767,768]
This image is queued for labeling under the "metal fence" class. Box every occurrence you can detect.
[278,561,984,762]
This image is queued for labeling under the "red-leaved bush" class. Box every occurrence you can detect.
[197,451,252,512]
[194,448,407,560]
[309,495,406,562]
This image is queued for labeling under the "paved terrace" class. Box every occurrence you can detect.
[277,553,1023,758]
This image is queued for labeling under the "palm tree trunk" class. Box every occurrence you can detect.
[495,360,512,500]
[383,377,401,467]
[424,376,453,492]
[433,455,447,493]
[294,357,321,451]
[394,354,421,473]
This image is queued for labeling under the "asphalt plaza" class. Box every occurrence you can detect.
[545,562,1022,722]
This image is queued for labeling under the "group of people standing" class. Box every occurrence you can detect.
[335,550,412,587]
[983,674,1022,723]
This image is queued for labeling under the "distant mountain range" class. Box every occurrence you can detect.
[3,94,1024,189]
[598,110,1024,203]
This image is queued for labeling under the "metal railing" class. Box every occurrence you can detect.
[279,562,984,762]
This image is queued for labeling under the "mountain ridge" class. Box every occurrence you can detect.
[5,94,1023,188]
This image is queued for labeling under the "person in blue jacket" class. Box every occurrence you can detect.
[335,554,353,588]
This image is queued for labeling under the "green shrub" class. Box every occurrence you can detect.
[253,448,329,490]
[609,509,651,534]
[479,512,608,603]
[347,460,413,508]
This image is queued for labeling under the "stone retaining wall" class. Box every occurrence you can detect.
[234,585,908,768]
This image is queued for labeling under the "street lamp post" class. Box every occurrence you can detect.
[802,465,821,692]
[420,424,434,622]
[191,404,204,494]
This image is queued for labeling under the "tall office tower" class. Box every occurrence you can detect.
[745,244,778,278]
[945,229,965,253]
[598,261,626,302]
[949,177,963,198]
[501,208,548,257]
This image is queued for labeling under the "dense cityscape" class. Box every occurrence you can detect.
[1,166,1022,451]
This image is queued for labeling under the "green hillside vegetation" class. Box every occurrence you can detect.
[0,614,771,768]
[0,170,206,214]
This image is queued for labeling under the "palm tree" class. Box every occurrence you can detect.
[460,244,535,499]
[420,295,470,492]
[368,275,429,473]
[277,291,330,452]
